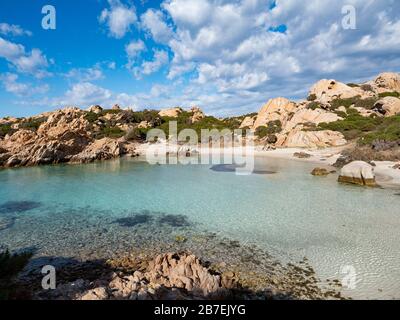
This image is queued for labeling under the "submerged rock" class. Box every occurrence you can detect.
[311,168,330,176]
[338,161,376,187]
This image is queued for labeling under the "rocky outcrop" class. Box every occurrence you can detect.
[87,105,103,114]
[239,116,256,129]
[373,97,400,116]
[70,138,123,164]
[338,161,376,186]
[253,97,297,129]
[159,107,182,118]
[373,72,400,93]
[0,107,140,168]
[278,129,346,148]
[43,252,236,300]
[284,108,342,131]
[309,79,368,104]
[190,106,205,123]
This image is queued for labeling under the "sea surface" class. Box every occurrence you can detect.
[0,156,399,299]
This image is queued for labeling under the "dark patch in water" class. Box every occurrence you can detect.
[0,216,15,231]
[159,214,190,227]
[114,214,153,227]
[0,201,41,214]
[210,164,276,175]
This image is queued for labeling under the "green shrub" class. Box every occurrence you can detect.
[308,102,322,110]
[353,97,379,110]
[255,120,282,138]
[307,93,317,101]
[85,112,99,123]
[0,124,12,137]
[360,84,374,92]
[0,250,32,300]
[330,96,361,110]
[125,127,148,141]
[378,91,400,98]
[99,126,125,138]
[20,117,47,131]
[318,112,400,145]
[255,126,269,138]
[346,83,360,88]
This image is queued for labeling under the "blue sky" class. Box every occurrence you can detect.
[0,0,399,118]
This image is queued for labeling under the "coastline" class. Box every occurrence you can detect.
[136,142,400,188]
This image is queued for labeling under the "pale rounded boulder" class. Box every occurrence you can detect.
[338,161,376,187]
[373,97,400,116]
[159,107,183,118]
[374,72,400,93]
[309,79,366,104]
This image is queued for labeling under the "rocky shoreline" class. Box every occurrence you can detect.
[16,247,344,300]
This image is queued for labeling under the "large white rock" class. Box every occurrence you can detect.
[239,116,256,129]
[309,79,366,104]
[159,107,182,118]
[284,108,342,131]
[277,129,347,148]
[374,72,400,93]
[338,161,376,186]
[373,97,400,116]
[253,97,297,129]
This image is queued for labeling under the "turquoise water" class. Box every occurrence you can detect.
[0,156,399,299]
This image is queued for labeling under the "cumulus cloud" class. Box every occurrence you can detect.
[141,9,174,43]
[41,82,139,110]
[0,73,49,96]
[99,0,137,38]
[0,37,51,77]
[130,49,169,79]
[139,0,400,115]
[0,23,32,37]
[125,39,146,58]
[54,82,113,106]
[64,65,104,82]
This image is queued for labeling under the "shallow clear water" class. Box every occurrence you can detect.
[0,156,399,299]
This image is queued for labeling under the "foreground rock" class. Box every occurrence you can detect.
[28,251,344,301]
[338,161,376,186]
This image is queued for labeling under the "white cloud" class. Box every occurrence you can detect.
[0,73,49,96]
[0,23,32,37]
[142,50,169,75]
[56,82,113,106]
[141,9,173,43]
[99,0,137,39]
[64,65,104,82]
[125,39,145,58]
[130,50,169,78]
[0,37,50,77]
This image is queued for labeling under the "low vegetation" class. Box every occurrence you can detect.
[0,124,12,138]
[255,120,282,138]
[19,117,47,131]
[318,111,400,145]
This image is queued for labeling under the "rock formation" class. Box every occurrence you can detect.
[338,161,376,186]
[309,79,369,104]
[159,107,183,118]
[0,107,139,168]
[190,106,205,123]
[277,129,346,148]
[373,97,400,116]
[372,72,400,93]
